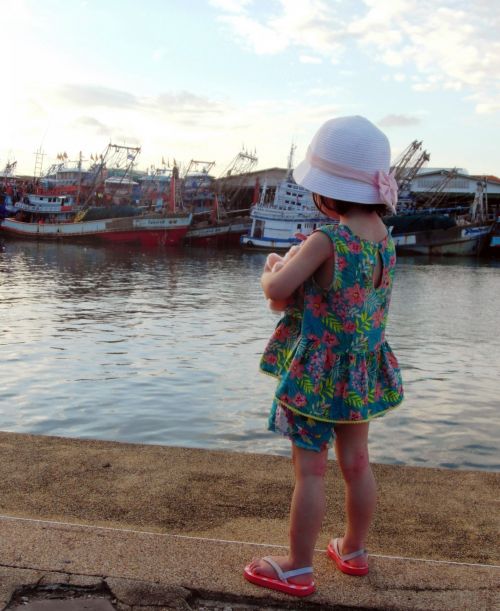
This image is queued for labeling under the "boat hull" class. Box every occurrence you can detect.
[390,223,493,256]
[487,218,500,256]
[489,236,500,254]
[0,215,191,247]
[240,235,303,250]
[185,220,250,247]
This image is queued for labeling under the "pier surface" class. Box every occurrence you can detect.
[0,431,498,610]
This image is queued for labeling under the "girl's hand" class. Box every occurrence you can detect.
[265,244,301,274]
[261,231,332,301]
[265,252,284,273]
[284,244,301,261]
[268,298,289,312]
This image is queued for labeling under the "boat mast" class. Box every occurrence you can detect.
[33,146,45,185]
[470,180,487,222]
[77,151,83,205]
[286,143,296,180]
[169,162,179,213]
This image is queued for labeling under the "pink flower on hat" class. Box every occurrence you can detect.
[375,171,398,211]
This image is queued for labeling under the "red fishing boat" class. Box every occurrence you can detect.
[0,145,192,247]
[183,152,256,247]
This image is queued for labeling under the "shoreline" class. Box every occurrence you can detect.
[0,431,498,610]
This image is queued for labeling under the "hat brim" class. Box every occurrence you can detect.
[293,159,384,205]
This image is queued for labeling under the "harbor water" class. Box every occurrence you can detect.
[0,239,499,471]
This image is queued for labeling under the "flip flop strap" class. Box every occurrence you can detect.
[341,548,367,561]
[262,556,313,583]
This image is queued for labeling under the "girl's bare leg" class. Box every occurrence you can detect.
[333,423,375,567]
[248,444,328,584]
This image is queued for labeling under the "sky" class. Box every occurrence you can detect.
[1,0,499,178]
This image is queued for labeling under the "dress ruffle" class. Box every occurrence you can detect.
[260,288,304,378]
[274,339,403,422]
[260,311,302,378]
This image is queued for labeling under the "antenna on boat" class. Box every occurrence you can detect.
[286,143,296,180]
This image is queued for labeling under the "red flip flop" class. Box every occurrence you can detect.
[243,556,315,597]
[327,538,369,576]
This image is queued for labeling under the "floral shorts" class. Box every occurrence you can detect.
[268,399,335,453]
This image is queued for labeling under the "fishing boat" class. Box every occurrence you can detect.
[1,193,191,247]
[184,195,250,246]
[0,145,192,247]
[487,216,500,255]
[384,183,494,256]
[241,146,328,250]
[183,155,253,247]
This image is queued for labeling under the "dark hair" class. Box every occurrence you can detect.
[313,193,388,217]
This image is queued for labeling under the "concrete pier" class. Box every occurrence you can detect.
[0,432,498,610]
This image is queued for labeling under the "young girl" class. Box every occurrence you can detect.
[244,116,404,597]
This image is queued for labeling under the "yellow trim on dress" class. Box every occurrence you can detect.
[275,396,403,424]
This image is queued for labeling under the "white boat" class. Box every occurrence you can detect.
[6,193,78,218]
[241,147,329,250]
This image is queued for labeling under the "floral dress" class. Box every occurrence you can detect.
[260,224,404,426]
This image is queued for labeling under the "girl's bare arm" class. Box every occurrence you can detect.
[261,231,332,301]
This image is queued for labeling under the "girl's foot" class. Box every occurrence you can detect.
[327,538,369,575]
[244,555,316,597]
[247,555,314,586]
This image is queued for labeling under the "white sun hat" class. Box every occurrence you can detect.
[293,115,398,213]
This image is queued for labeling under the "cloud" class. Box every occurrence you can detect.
[56,84,226,124]
[58,84,139,109]
[211,0,500,114]
[155,91,226,123]
[209,0,252,13]
[348,1,500,112]
[213,0,346,59]
[475,101,500,114]
[379,114,421,127]
[71,116,111,137]
[299,55,323,64]
[152,47,167,62]
[157,90,220,111]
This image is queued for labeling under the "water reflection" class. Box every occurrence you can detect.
[0,239,499,471]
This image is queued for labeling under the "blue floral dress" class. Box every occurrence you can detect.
[261,224,404,427]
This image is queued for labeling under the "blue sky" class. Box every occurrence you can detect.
[1,0,499,177]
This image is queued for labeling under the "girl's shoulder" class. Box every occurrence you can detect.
[316,223,358,250]
[315,223,340,242]
[315,223,396,266]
